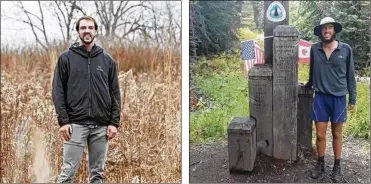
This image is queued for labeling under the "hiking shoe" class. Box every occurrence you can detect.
[309,162,325,179]
[330,165,344,183]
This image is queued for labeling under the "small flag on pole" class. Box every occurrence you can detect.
[241,40,264,75]
[298,39,312,63]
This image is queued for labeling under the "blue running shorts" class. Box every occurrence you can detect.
[310,92,347,123]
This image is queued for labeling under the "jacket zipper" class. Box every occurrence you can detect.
[88,55,91,123]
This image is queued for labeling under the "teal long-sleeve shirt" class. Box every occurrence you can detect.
[305,40,357,105]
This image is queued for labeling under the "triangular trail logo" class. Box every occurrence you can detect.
[266,1,286,23]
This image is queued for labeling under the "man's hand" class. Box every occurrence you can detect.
[59,124,72,141]
[347,104,355,110]
[299,82,312,89]
[107,125,118,140]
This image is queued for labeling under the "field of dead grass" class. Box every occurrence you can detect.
[0,43,181,183]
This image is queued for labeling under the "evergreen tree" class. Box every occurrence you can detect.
[189,1,239,57]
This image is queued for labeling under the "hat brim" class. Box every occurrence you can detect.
[314,22,342,36]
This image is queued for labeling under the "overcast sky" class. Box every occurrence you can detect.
[1,1,181,49]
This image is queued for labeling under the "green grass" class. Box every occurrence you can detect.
[190,56,370,145]
[344,83,370,138]
[190,55,249,144]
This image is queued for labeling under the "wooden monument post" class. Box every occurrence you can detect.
[249,1,290,157]
[272,25,299,161]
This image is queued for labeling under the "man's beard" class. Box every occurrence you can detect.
[320,33,336,43]
[79,33,95,44]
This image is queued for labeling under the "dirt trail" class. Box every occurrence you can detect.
[190,132,370,183]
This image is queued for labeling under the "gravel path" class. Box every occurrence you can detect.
[190,130,370,183]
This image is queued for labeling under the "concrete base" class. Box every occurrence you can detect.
[227,117,256,172]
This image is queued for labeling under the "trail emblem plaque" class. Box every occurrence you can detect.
[266,1,286,22]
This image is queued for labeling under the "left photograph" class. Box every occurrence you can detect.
[1,1,181,183]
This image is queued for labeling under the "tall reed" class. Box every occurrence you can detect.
[0,43,181,183]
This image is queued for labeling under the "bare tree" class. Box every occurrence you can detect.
[49,1,86,44]
[164,1,175,45]
[145,2,180,46]
[93,1,150,38]
[148,2,161,44]
[1,1,180,49]
[1,1,90,49]
[2,1,50,50]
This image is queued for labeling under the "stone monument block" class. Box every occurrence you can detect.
[227,117,256,172]
[297,85,314,151]
[248,64,273,156]
[272,25,299,161]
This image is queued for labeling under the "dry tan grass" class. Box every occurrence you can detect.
[0,43,181,183]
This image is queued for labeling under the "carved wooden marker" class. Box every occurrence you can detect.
[249,64,273,156]
[272,25,299,161]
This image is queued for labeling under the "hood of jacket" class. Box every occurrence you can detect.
[69,42,104,58]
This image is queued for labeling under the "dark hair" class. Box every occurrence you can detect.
[75,16,98,31]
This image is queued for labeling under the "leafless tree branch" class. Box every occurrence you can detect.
[73,1,87,15]
[50,1,80,43]
[13,1,48,50]
[94,1,150,38]
[38,1,49,46]
[52,2,66,42]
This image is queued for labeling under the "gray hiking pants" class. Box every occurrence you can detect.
[56,123,108,183]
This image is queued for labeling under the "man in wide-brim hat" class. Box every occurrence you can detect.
[313,17,343,38]
[303,17,356,183]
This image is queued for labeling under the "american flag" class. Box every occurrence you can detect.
[241,40,264,74]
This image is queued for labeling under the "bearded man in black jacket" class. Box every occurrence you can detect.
[52,16,121,183]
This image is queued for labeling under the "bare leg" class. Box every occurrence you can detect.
[315,122,328,157]
[329,122,344,182]
[331,122,343,160]
[310,122,328,179]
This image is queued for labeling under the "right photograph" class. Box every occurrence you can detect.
[189,1,370,183]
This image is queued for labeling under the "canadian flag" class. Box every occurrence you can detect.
[298,39,312,63]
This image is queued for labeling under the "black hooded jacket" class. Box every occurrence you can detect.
[52,42,121,128]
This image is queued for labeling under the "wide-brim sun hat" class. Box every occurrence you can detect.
[314,17,342,36]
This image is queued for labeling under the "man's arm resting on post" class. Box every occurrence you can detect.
[109,57,121,128]
[303,46,314,88]
[52,55,70,126]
